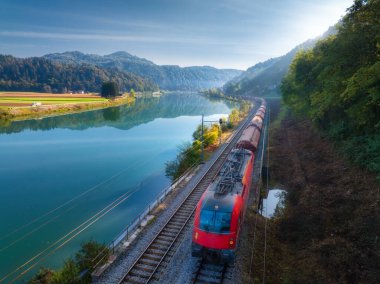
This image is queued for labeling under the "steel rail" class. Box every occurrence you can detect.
[192,258,228,284]
[118,108,257,284]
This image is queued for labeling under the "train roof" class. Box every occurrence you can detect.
[216,148,252,187]
[200,148,252,212]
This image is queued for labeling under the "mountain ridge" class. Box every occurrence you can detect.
[0,54,158,93]
[43,51,243,91]
[223,25,338,97]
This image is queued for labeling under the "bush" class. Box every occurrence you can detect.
[29,268,55,284]
[28,241,110,284]
[101,81,119,98]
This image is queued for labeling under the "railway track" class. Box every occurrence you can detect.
[118,108,257,284]
[192,258,229,284]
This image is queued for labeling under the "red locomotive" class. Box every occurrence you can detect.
[192,100,266,262]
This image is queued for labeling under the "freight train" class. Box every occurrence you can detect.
[192,99,266,262]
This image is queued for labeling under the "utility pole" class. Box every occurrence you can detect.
[200,114,224,163]
[201,114,204,163]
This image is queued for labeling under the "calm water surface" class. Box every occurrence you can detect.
[0,92,236,282]
[261,189,286,218]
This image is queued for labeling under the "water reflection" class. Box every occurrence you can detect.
[0,92,238,134]
[261,189,286,218]
[102,107,121,121]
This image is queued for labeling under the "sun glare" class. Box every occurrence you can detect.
[296,1,351,39]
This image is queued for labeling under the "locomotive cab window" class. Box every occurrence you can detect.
[199,210,231,233]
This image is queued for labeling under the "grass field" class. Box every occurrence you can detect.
[0,92,107,107]
[0,92,135,121]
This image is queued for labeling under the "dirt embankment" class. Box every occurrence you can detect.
[240,108,379,283]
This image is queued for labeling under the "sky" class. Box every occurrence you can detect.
[0,0,353,70]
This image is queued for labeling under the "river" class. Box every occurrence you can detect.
[0,92,236,282]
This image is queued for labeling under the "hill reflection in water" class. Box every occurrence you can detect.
[1,92,238,134]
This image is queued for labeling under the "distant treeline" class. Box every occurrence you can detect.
[0,55,158,93]
[281,0,380,175]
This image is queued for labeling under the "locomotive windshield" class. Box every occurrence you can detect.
[199,210,231,233]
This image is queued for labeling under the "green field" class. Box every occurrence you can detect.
[0,92,134,121]
[0,92,108,107]
[0,97,107,104]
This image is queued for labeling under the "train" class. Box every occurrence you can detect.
[192,99,266,262]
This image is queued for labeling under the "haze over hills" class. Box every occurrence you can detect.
[43,51,242,91]
[223,26,338,97]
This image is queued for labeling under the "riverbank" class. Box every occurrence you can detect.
[0,92,135,122]
[239,101,379,283]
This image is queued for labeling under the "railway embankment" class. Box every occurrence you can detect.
[157,102,267,284]
[239,101,379,283]
[93,105,257,283]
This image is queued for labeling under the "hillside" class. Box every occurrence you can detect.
[282,0,380,175]
[239,2,379,283]
[44,51,242,91]
[248,109,379,284]
[223,26,337,97]
[0,55,158,93]
[257,2,380,282]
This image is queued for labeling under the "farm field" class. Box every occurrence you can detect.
[0,92,107,107]
[0,92,135,121]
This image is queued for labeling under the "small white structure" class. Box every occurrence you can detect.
[31,102,42,107]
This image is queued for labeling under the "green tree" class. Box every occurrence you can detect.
[192,124,208,141]
[281,0,380,175]
[51,259,79,284]
[101,81,119,98]
[29,268,55,284]
[130,88,136,97]
[203,124,220,147]
[29,241,110,284]
[165,159,180,179]
[75,240,110,281]
[239,100,251,115]
[228,108,240,125]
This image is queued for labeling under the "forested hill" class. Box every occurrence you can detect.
[223,26,337,97]
[0,55,158,93]
[43,51,242,91]
[282,0,380,175]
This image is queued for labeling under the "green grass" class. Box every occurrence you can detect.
[0,92,99,95]
[0,92,135,121]
[0,97,107,105]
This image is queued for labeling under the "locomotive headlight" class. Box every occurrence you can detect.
[195,232,198,240]
[229,238,234,246]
